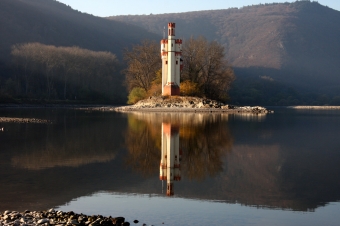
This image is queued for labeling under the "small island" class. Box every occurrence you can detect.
[114,96,272,114]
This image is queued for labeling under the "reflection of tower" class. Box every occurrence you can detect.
[160,122,181,196]
[161,22,183,96]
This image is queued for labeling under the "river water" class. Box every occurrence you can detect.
[0,107,339,226]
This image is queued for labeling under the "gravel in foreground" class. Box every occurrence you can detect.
[0,209,139,226]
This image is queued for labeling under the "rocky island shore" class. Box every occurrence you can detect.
[0,117,51,124]
[0,209,136,226]
[110,96,272,114]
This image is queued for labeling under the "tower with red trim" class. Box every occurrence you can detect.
[161,23,183,96]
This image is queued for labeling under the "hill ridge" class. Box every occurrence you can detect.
[108,1,340,101]
[0,0,160,63]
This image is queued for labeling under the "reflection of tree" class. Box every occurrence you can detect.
[124,115,161,177]
[181,119,233,180]
[124,113,233,180]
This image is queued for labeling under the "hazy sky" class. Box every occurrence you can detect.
[56,0,340,17]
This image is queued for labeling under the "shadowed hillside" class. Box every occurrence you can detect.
[109,1,340,105]
[0,0,159,62]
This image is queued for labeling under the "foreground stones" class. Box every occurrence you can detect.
[0,209,134,226]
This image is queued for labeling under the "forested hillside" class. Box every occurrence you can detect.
[109,1,340,105]
[0,0,159,103]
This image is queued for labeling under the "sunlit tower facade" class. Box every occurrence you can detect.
[161,23,183,96]
[160,122,181,196]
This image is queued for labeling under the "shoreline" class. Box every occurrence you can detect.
[0,102,273,114]
[0,117,51,124]
[1,102,339,112]
[0,209,133,226]
[111,105,272,114]
[107,96,273,114]
[287,106,340,109]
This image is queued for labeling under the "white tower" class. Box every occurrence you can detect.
[161,23,183,96]
[160,122,181,196]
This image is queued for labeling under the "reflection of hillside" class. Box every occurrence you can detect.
[124,115,161,176]
[125,113,233,180]
[219,145,288,207]
[12,151,115,169]
[176,144,310,210]
[9,113,122,170]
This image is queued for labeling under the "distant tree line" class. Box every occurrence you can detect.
[124,37,235,104]
[229,75,340,106]
[0,43,125,103]
[1,40,338,106]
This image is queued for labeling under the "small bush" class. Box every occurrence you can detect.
[180,80,200,96]
[147,83,162,97]
[127,87,147,104]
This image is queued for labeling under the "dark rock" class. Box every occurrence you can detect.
[112,217,125,225]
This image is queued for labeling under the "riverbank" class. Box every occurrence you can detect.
[288,106,340,109]
[0,100,273,114]
[0,209,134,226]
[0,117,51,124]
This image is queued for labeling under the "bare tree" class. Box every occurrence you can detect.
[182,36,235,101]
[123,40,161,92]
[11,43,38,95]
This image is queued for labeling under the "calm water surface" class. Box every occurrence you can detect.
[0,107,339,226]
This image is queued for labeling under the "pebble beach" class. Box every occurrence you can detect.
[0,209,136,226]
